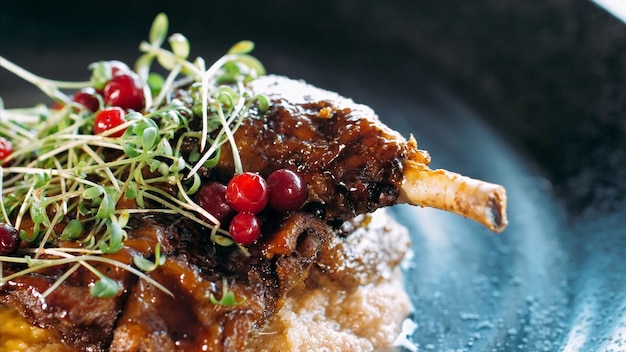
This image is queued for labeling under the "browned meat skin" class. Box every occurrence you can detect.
[2,209,405,351]
[109,213,341,351]
[0,219,165,351]
[215,75,430,221]
[214,75,507,232]
[0,276,118,351]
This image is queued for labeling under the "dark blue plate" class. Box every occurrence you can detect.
[380,83,626,352]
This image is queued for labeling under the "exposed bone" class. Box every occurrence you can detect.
[398,159,508,233]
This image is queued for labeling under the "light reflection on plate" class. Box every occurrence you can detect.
[378,82,626,351]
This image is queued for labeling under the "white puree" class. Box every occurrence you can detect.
[246,210,412,352]
[246,270,410,352]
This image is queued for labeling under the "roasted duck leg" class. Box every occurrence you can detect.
[0,75,507,352]
[214,75,507,232]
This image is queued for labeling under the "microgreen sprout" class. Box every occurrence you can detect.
[0,13,268,299]
[132,242,166,272]
[209,278,246,306]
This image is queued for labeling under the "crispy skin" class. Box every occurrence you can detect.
[214,75,430,221]
[215,75,506,231]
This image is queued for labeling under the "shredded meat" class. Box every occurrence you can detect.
[1,210,408,351]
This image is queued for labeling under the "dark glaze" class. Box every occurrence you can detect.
[216,75,429,220]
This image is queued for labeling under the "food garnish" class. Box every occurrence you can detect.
[1,12,266,298]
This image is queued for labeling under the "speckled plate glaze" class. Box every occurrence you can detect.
[379,85,626,352]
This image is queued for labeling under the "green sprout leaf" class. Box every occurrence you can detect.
[236,55,266,79]
[90,276,119,298]
[149,13,169,47]
[142,126,158,150]
[155,138,174,157]
[29,202,50,226]
[95,191,117,219]
[82,186,104,200]
[169,33,190,60]
[254,94,270,112]
[146,158,161,173]
[169,156,186,173]
[61,219,83,240]
[32,172,51,188]
[156,51,177,70]
[227,40,255,55]
[132,242,166,272]
[135,52,155,82]
[135,190,146,208]
[125,182,138,199]
[117,210,130,228]
[185,173,202,195]
[147,72,165,95]
[98,219,125,254]
[209,278,245,306]
[20,229,38,242]
[88,61,111,90]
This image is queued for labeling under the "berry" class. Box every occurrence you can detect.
[94,107,127,137]
[103,73,145,111]
[0,137,14,166]
[0,223,20,255]
[194,182,235,224]
[225,172,269,214]
[267,169,308,212]
[229,213,261,245]
[73,87,100,112]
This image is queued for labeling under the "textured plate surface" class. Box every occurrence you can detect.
[380,83,626,351]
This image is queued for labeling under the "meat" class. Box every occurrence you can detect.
[1,211,409,351]
[216,75,507,232]
[211,75,423,221]
[1,74,507,351]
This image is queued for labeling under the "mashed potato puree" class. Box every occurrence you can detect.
[246,269,410,352]
[1,274,409,352]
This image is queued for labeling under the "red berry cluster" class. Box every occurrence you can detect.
[71,61,146,137]
[195,169,307,245]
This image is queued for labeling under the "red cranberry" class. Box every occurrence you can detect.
[73,87,101,112]
[225,172,269,214]
[94,107,127,137]
[103,73,145,111]
[194,182,236,224]
[229,213,261,245]
[267,169,308,212]
[0,137,13,166]
[0,223,20,255]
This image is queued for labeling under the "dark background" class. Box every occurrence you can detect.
[1,0,625,216]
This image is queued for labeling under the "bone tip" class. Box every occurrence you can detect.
[485,186,508,233]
